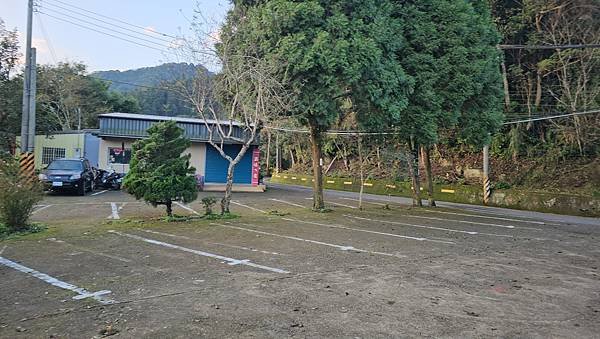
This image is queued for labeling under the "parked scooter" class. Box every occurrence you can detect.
[97,168,125,190]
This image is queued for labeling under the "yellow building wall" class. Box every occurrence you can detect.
[17,133,85,169]
[98,137,206,175]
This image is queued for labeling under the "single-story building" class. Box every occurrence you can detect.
[97,112,262,191]
[17,130,101,169]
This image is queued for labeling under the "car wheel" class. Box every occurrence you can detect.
[90,179,95,192]
[78,180,86,196]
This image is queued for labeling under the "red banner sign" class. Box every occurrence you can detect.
[251,148,260,186]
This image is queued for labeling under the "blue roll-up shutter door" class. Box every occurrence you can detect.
[204,144,253,184]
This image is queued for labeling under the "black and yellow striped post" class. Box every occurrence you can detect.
[483,177,491,204]
[19,152,36,182]
[483,144,491,205]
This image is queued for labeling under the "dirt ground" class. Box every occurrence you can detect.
[0,184,599,338]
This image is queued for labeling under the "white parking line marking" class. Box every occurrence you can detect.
[269,198,306,208]
[305,197,358,209]
[91,190,109,196]
[107,202,120,219]
[212,223,405,258]
[344,215,542,239]
[32,204,52,214]
[340,197,387,206]
[282,217,455,244]
[46,238,131,263]
[141,229,284,256]
[421,209,547,225]
[376,211,520,229]
[231,201,267,214]
[0,256,114,304]
[174,202,200,215]
[329,201,358,209]
[108,230,288,274]
[347,214,482,236]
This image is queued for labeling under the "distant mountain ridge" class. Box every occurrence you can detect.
[92,63,207,93]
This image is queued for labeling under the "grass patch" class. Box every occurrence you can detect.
[268,210,290,216]
[312,208,333,213]
[205,213,239,220]
[0,222,47,240]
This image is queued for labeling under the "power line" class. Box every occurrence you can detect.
[502,109,600,125]
[265,109,600,135]
[37,7,173,50]
[38,11,172,54]
[39,1,176,45]
[43,0,179,40]
[498,44,600,50]
[35,12,58,63]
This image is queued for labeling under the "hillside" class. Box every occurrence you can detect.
[92,63,206,92]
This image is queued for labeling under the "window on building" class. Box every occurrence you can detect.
[42,147,66,165]
[108,147,131,164]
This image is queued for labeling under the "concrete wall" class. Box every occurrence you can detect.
[98,137,206,175]
[17,133,85,169]
[98,138,135,173]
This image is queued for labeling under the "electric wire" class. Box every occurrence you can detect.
[38,11,173,54]
[37,7,173,50]
[43,0,179,40]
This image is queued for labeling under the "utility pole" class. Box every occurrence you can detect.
[20,0,34,153]
[27,48,37,152]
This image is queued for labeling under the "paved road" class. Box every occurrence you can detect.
[268,182,600,226]
[0,186,598,338]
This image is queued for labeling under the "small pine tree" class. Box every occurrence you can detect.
[123,121,198,216]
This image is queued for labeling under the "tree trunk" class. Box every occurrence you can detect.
[501,60,511,109]
[309,123,324,210]
[357,134,364,210]
[406,144,422,207]
[275,133,280,173]
[221,162,235,214]
[422,145,436,207]
[289,148,295,168]
[266,131,271,176]
[166,199,173,217]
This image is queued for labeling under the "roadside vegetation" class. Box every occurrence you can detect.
[123,121,198,217]
[0,156,45,238]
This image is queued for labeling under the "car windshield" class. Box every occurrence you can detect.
[47,160,83,171]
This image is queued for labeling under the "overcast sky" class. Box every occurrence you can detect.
[1,0,231,72]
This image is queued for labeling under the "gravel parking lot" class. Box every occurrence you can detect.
[1,185,599,338]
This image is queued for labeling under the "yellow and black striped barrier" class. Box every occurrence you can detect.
[19,152,36,181]
[483,177,491,204]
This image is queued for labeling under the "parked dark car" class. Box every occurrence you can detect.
[38,158,95,195]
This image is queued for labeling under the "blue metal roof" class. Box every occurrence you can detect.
[98,113,258,145]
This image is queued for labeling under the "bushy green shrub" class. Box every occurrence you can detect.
[0,157,43,233]
[201,196,217,215]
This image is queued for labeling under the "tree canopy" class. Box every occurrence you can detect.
[123,120,197,216]
[223,0,412,209]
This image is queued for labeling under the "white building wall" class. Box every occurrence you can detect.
[98,137,206,175]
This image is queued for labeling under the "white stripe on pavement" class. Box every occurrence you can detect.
[282,217,455,244]
[421,209,547,225]
[212,222,405,258]
[231,201,268,214]
[108,230,288,274]
[141,229,284,256]
[340,197,387,206]
[108,202,121,220]
[91,190,109,196]
[174,202,201,215]
[0,256,114,304]
[346,215,520,238]
[269,198,306,208]
[32,204,52,214]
